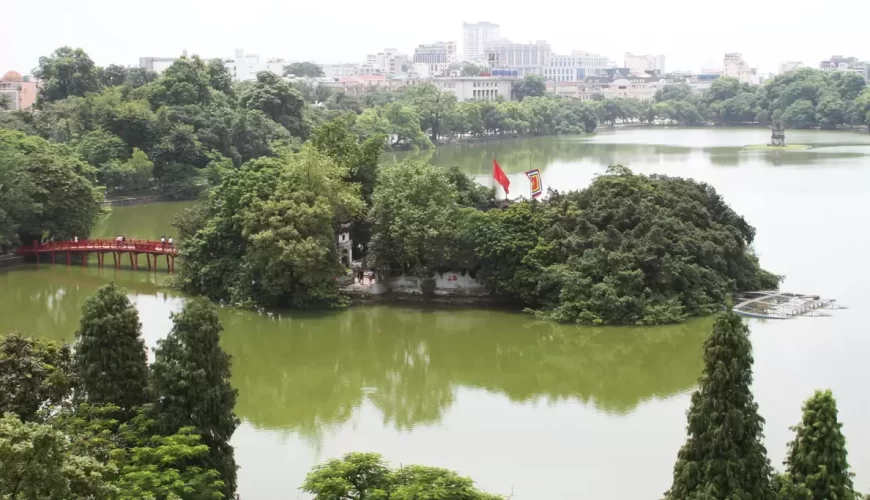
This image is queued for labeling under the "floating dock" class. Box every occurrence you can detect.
[732,291,845,319]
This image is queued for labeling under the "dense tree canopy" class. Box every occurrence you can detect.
[238,71,307,138]
[512,74,547,101]
[369,160,462,275]
[0,129,102,246]
[0,285,234,499]
[0,334,73,421]
[370,164,778,325]
[302,452,502,500]
[33,46,102,103]
[283,61,325,78]
[460,63,488,77]
[175,143,365,309]
[522,166,779,324]
[0,47,310,212]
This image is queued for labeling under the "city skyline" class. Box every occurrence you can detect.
[0,0,865,76]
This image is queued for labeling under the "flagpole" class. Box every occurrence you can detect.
[491,152,497,198]
[529,152,532,201]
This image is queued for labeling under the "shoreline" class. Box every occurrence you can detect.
[419,123,870,148]
[102,193,178,207]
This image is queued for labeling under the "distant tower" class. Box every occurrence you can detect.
[770,120,785,147]
[462,21,500,63]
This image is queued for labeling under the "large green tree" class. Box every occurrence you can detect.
[0,334,74,421]
[283,62,324,78]
[102,147,153,192]
[146,56,213,107]
[309,118,383,204]
[52,404,226,499]
[460,63,488,77]
[33,47,102,103]
[784,390,856,500]
[0,145,39,249]
[150,300,239,497]
[239,71,307,137]
[532,166,779,324]
[512,74,546,101]
[309,119,385,258]
[383,102,433,148]
[404,83,458,142]
[176,145,365,309]
[75,129,129,171]
[0,130,102,243]
[369,159,459,275]
[303,452,502,500]
[73,283,150,415]
[666,310,775,500]
[0,413,113,500]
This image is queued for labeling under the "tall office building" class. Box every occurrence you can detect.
[724,53,759,85]
[462,21,500,63]
[413,41,458,75]
[484,39,551,76]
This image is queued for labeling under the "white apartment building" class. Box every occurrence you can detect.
[139,56,181,74]
[551,78,664,101]
[140,49,290,81]
[544,51,612,82]
[724,53,759,85]
[431,77,512,101]
[624,52,666,76]
[818,55,870,80]
[363,48,410,75]
[484,39,551,76]
[462,21,501,63]
[222,49,293,81]
[779,61,803,74]
[413,41,458,76]
[224,49,265,81]
[322,63,360,79]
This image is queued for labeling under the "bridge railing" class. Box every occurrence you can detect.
[17,239,179,254]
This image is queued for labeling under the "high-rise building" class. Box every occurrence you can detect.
[484,39,551,76]
[413,41,458,76]
[462,22,500,63]
[724,53,759,85]
[624,52,665,76]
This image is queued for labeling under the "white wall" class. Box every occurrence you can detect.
[387,272,486,295]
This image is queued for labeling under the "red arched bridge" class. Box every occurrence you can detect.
[17,239,179,273]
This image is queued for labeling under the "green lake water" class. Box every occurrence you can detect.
[2,127,869,499]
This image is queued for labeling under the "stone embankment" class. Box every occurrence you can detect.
[0,254,24,269]
[341,271,499,306]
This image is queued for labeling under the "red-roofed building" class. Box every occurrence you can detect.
[0,71,39,111]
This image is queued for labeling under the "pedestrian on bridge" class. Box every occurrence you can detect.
[168,237,174,247]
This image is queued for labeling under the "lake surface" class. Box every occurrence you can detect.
[2,127,869,499]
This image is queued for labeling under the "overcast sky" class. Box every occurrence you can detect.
[1,0,867,76]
